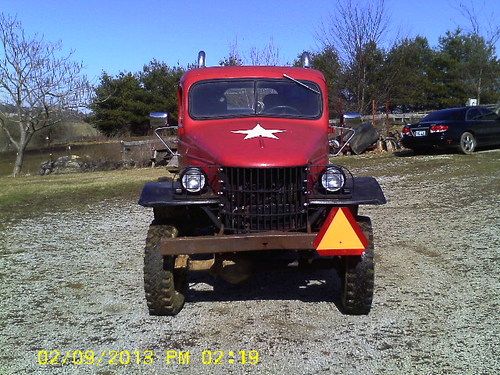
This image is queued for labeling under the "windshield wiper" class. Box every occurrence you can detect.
[283,74,320,95]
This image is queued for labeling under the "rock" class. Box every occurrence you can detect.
[38,154,146,175]
[52,155,85,174]
[39,155,88,175]
[38,161,55,176]
[349,122,379,155]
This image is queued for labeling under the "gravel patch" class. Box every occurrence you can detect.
[1,151,499,374]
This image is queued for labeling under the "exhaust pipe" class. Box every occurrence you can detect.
[301,52,311,68]
[198,50,206,68]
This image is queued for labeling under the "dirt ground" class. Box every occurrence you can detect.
[0,149,499,375]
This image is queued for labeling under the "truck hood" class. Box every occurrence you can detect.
[180,119,328,167]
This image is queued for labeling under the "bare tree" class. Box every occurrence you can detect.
[249,38,280,66]
[454,1,500,45]
[449,2,499,104]
[219,37,244,66]
[0,14,89,176]
[220,37,281,66]
[317,0,389,112]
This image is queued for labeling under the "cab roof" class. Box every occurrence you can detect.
[180,66,327,89]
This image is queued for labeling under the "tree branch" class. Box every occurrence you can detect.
[0,113,20,149]
[0,12,90,174]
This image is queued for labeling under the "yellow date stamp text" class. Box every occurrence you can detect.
[36,349,260,366]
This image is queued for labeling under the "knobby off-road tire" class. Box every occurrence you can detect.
[340,216,374,315]
[144,224,187,316]
[459,132,476,154]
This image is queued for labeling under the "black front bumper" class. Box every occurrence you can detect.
[138,176,386,208]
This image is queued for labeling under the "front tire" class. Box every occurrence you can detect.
[144,224,187,316]
[459,132,476,154]
[340,216,375,315]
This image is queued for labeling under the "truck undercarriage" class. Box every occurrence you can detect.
[140,165,385,316]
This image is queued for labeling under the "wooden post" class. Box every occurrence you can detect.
[372,99,376,128]
[385,100,390,137]
[151,149,157,168]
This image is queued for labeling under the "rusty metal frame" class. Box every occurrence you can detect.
[159,231,317,256]
[154,126,178,157]
[329,125,355,156]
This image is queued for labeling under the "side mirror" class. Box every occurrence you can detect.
[149,112,169,127]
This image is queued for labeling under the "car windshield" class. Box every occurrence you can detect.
[189,79,322,119]
[421,108,465,122]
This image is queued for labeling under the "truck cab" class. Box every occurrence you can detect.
[139,52,386,316]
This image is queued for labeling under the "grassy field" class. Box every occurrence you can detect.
[0,156,378,217]
[0,167,168,221]
[1,149,499,221]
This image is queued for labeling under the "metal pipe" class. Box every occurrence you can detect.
[301,52,311,68]
[198,51,206,68]
[154,126,177,156]
[329,125,356,156]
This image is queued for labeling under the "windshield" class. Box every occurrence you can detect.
[421,108,465,122]
[189,79,322,119]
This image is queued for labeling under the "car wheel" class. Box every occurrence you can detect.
[144,223,187,316]
[459,132,476,154]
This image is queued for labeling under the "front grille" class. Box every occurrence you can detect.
[220,166,307,233]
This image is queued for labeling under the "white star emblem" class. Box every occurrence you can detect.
[231,124,285,140]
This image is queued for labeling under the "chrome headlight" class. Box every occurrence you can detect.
[321,166,345,192]
[181,167,206,193]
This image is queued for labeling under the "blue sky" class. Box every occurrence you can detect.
[2,0,499,83]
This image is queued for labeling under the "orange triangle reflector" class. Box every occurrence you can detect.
[313,207,368,256]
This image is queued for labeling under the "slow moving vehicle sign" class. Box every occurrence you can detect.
[313,207,368,256]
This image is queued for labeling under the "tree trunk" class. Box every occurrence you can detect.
[12,124,28,177]
[360,66,367,114]
[12,149,25,177]
[476,71,482,105]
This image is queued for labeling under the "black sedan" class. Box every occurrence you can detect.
[401,106,500,154]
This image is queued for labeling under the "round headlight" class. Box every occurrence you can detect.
[181,168,206,193]
[321,167,345,192]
